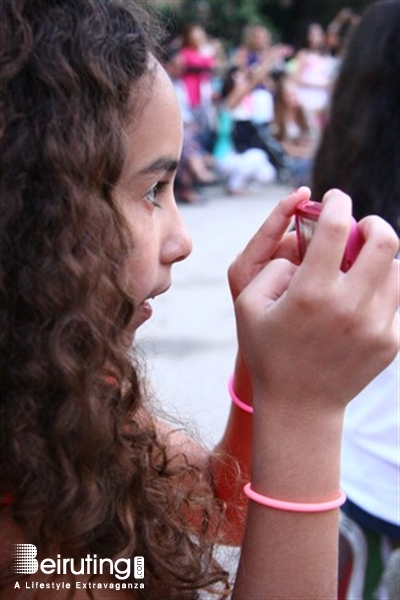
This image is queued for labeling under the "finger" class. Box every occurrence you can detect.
[238,259,298,312]
[347,216,399,302]
[366,260,400,333]
[272,231,300,264]
[235,259,298,380]
[377,260,400,319]
[238,186,311,269]
[299,189,354,281]
[229,188,310,299]
[391,314,400,353]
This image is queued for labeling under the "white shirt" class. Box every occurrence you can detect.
[340,352,400,525]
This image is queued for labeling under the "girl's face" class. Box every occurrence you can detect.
[248,26,271,51]
[115,62,192,332]
[187,25,207,48]
[308,23,325,50]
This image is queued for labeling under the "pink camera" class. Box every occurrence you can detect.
[295,200,363,272]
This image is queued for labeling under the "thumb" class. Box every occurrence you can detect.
[234,259,298,377]
[236,259,297,316]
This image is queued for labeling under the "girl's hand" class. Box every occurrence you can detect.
[228,186,310,301]
[228,186,309,400]
[234,189,399,411]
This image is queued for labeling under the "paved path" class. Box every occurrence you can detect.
[136,182,292,448]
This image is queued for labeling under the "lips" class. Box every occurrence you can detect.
[139,299,153,320]
[128,300,152,333]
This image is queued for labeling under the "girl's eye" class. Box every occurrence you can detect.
[144,182,168,208]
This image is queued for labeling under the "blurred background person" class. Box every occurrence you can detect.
[288,21,337,146]
[272,74,312,157]
[164,48,218,204]
[232,23,273,70]
[271,72,315,186]
[231,22,290,83]
[178,23,218,152]
[325,7,360,60]
[213,66,276,195]
[220,24,294,184]
[312,2,400,598]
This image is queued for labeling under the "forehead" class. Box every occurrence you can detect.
[309,24,323,35]
[124,62,183,172]
[251,26,269,41]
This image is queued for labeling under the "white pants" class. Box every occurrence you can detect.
[217,148,276,192]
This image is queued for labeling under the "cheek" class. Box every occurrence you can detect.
[126,233,160,292]
[124,251,149,299]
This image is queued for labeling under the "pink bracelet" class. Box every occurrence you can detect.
[228,374,254,414]
[244,483,346,512]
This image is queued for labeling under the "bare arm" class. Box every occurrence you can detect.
[156,186,399,594]
[229,189,399,597]
[225,45,292,110]
[210,188,308,543]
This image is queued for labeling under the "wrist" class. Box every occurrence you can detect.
[250,396,345,502]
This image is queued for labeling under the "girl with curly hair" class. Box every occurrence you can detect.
[0,1,398,599]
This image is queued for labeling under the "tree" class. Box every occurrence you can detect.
[258,0,374,44]
[155,0,275,50]
[155,0,375,48]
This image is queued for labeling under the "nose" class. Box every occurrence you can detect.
[162,204,193,265]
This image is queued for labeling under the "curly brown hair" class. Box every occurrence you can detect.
[0,0,229,597]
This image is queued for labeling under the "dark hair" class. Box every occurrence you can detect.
[272,73,310,142]
[181,23,206,47]
[220,66,239,99]
[0,0,229,597]
[293,20,325,53]
[312,0,400,234]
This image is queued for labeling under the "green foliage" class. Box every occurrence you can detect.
[155,0,276,49]
[154,0,373,48]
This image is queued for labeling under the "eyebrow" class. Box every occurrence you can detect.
[139,158,180,175]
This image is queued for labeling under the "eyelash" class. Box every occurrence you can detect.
[144,181,168,208]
